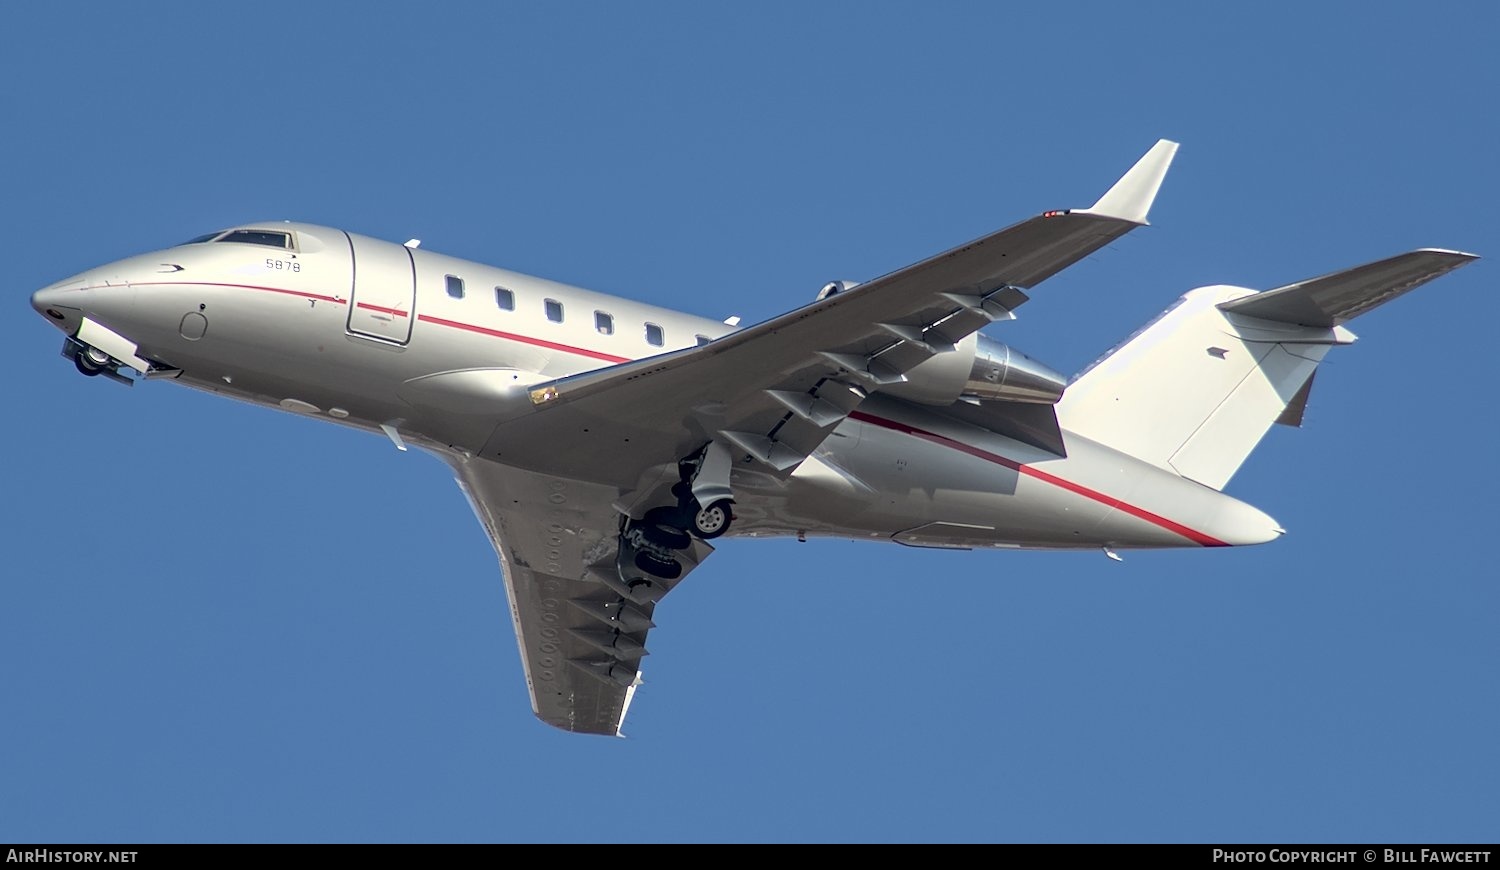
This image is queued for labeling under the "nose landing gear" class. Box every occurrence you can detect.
[58,318,182,386]
[73,344,114,377]
[63,338,134,386]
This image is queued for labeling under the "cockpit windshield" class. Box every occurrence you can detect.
[181,229,294,249]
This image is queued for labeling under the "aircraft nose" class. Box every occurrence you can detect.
[31,281,89,332]
[32,286,62,315]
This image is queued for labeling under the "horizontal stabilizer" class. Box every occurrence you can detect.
[1219,249,1478,327]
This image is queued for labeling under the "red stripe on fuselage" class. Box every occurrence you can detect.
[355,301,410,317]
[416,314,631,363]
[136,281,629,364]
[848,410,1229,547]
[132,281,348,305]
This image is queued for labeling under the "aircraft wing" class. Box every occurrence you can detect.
[480,139,1180,496]
[447,452,714,736]
[456,140,1177,735]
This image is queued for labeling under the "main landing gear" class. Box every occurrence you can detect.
[616,442,737,587]
[688,497,734,540]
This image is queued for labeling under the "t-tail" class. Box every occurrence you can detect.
[1056,249,1478,490]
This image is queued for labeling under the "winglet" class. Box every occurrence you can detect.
[1080,139,1179,225]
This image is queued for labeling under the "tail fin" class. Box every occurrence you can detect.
[1056,249,1477,490]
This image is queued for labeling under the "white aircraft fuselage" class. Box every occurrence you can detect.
[29,222,1281,553]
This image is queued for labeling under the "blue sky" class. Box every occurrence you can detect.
[3,2,1496,844]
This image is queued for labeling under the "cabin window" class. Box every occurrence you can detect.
[545,299,564,323]
[445,275,465,299]
[595,311,614,335]
[696,334,713,347]
[217,229,292,249]
[494,287,514,311]
[645,323,665,347]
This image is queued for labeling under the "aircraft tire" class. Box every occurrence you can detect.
[691,499,734,540]
[634,549,682,580]
[640,507,692,550]
[74,347,109,377]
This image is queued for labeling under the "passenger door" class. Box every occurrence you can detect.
[347,234,415,344]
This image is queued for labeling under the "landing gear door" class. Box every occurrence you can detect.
[347,234,416,344]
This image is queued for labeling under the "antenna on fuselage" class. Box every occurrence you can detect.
[404,239,421,248]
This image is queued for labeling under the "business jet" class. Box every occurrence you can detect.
[28,140,1477,736]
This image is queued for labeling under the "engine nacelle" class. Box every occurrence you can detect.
[881,333,1068,406]
[817,280,861,301]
